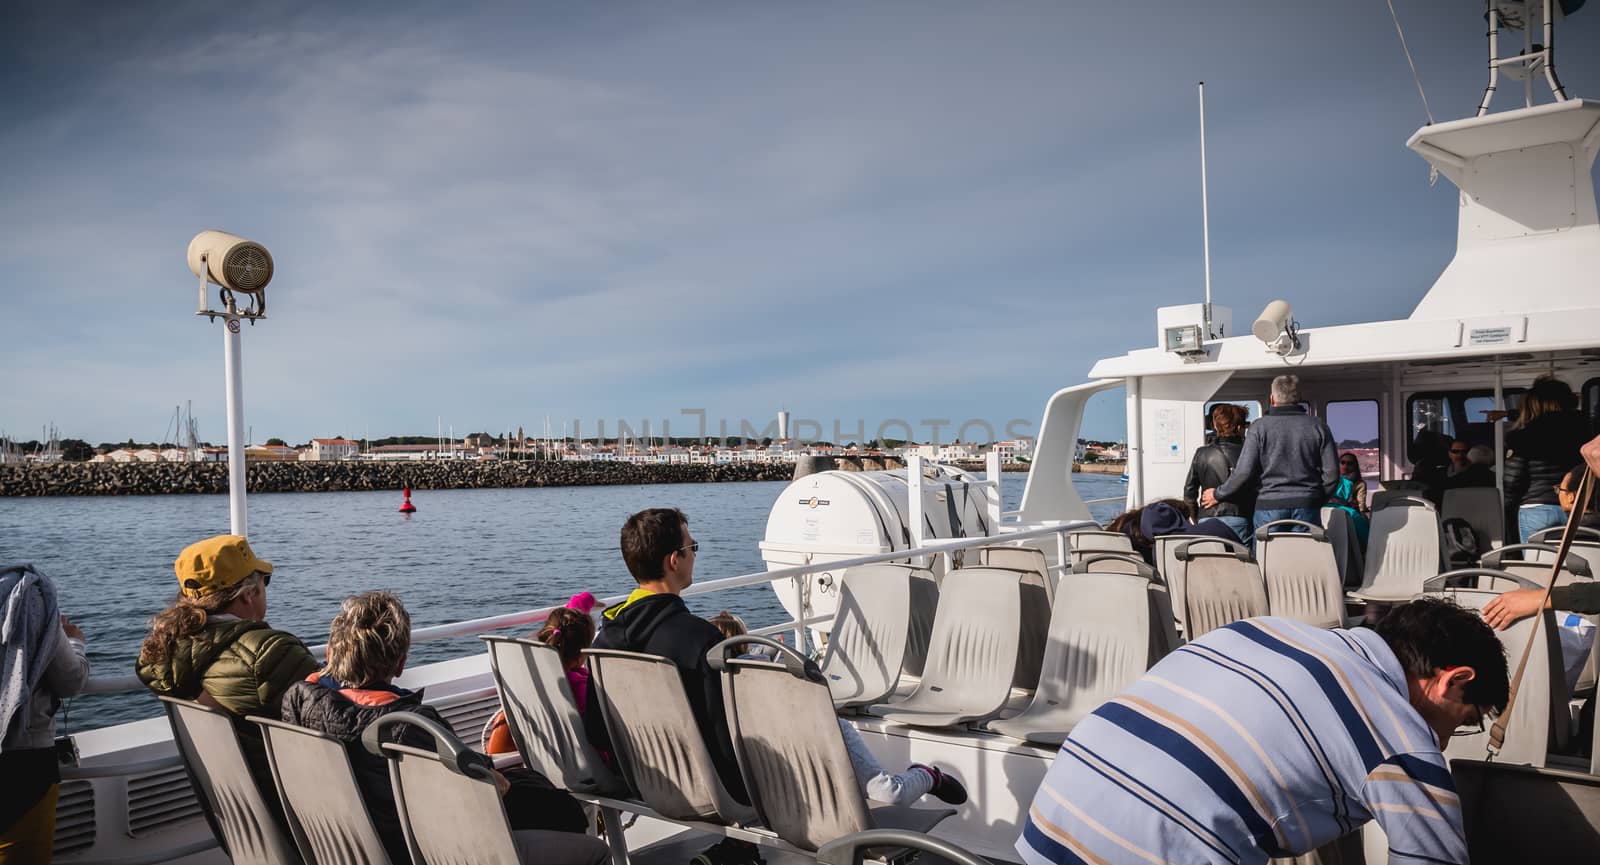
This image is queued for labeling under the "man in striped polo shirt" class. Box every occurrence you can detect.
[1017,598,1507,865]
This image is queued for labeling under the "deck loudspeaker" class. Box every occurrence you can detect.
[1252,300,1299,356]
[187,231,273,294]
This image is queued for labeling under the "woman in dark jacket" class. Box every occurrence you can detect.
[281,592,604,865]
[1184,403,1255,543]
[1503,377,1589,542]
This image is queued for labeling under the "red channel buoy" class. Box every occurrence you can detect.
[398,486,417,514]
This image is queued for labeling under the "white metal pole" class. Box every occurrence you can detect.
[1198,82,1213,313]
[1494,364,1506,498]
[986,449,1003,529]
[223,315,248,537]
[1127,377,1144,509]
[908,454,926,564]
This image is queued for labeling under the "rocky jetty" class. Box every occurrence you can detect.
[0,460,798,497]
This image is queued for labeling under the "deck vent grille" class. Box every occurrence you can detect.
[128,763,203,836]
[433,688,504,744]
[52,780,96,857]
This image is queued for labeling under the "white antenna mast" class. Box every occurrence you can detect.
[1198,81,1214,321]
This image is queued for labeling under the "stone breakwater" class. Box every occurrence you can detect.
[0,461,800,497]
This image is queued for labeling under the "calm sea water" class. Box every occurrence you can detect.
[0,472,1126,730]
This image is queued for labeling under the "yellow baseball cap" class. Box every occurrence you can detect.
[174,534,273,599]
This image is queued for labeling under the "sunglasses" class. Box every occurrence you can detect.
[1454,706,1497,738]
[677,541,700,554]
[255,571,272,588]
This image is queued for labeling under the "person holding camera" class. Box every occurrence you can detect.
[0,564,90,865]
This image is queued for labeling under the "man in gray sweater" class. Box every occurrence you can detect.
[1201,374,1339,534]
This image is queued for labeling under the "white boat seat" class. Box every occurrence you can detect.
[481,635,625,794]
[711,636,954,852]
[1524,535,1600,584]
[868,568,1022,727]
[158,696,302,865]
[1066,530,1133,571]
[1425,570,1567,765]
[1482,544,1593,587]
[1155,533,1232,635]
[365,712,559,865]
[977,544,1056,603]
[1074,551,1155,577]
[1369,490,1435,512]
[987,569,1165,746]
[1350,498,1441,603]
[585,648,757,825]
[1171,538,1267,640]
[1442,486,1505,554]
[1317,507,1365,589]
[1256,521,1347,628]
[816,564,924,708]
[252,717,393,865]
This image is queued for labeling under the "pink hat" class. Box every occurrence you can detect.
[566,591,600,614]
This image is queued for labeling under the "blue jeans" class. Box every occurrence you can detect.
[1518,504,1566,544]
[1215,515,1253,545]
[1253,507,1323,536]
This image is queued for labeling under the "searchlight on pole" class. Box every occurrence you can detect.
[187,230,273,537]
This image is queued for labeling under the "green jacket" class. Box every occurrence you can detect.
[135,617,318,719]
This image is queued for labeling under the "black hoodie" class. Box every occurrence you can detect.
[589,591,747,803]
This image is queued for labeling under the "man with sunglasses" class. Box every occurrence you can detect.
[592,508,756,864]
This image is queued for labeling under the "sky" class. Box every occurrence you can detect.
[3,2,1598,447]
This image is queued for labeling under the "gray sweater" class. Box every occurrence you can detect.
[1215,405,1340,510]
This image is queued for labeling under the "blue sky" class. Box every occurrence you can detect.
[3,2,1597,446]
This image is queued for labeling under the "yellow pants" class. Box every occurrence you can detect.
[0,784,58,865]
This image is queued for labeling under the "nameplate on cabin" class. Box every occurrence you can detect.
[1467,326,1513,346]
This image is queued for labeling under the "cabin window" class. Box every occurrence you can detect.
[1326,400,1380,480]
[1406,389,1524,462]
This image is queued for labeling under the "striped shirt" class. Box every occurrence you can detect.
[1016,618,1465,865]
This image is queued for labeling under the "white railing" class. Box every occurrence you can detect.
[82,519,1095,696]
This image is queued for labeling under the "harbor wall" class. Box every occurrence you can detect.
[1071,461,1126,474]
[0,460,798,497]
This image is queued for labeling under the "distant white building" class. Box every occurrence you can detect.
[992,439,1032,463]
[938,443,981,462]
[308,438,360,461]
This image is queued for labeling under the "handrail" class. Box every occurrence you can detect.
[82,520,1093,695]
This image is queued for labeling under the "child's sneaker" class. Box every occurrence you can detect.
[912,763,968,805]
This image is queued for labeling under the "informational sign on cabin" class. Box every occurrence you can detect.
[1468,326,1513,346]
[1151,406,1185,463]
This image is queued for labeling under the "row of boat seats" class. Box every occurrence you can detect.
[483,634,954,856]
[160,694,537,865]
[819,557,1176,743]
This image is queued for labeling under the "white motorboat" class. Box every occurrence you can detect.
[42,4,1600,863]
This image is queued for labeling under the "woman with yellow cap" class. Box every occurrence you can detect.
[135,535,317,784]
